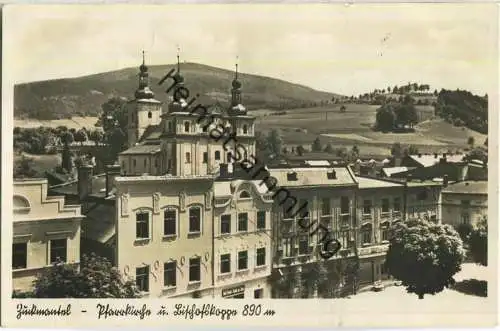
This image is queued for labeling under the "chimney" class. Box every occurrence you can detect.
[105,164,121,196]
[443,174,448,187]
[418,153,422,158]
[77,164,93,200]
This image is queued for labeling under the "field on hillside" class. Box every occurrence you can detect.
[255,103,487,156]
[14,116,100,129]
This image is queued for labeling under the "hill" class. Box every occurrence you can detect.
[435,89,488,134]
[14,62,341,120]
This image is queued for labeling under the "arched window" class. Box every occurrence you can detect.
[215,151,221,161]
[243,125,248,134]
[239,191,251,199]
[148,111,152,119]
[13,195,30,214]
[184,122,190,133]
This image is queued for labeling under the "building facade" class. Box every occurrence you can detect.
[13,179,82,292]
[267,166,358,298]
[441,181,487,227]
[212,176,274,298]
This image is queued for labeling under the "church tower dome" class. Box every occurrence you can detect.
[135,51,155,100]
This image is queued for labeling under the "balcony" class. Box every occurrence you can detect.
[358,244,389,257]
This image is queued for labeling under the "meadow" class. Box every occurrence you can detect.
[255,103,487,157]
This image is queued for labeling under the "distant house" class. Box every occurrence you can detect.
[441,181,487,227]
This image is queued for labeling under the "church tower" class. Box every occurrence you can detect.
[127,51,162,147]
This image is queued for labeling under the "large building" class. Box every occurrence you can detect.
[267,166,359,298]
[13,179,82,292]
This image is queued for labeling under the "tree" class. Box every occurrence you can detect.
[61,143,73,173]
[27,254,140,298]
[89,130,104,145]
[375,106,395,131]
[467,136,475,147]
[311,137,322,152]
[14,156,38,178]
[296,145,305,156]
[267,129,283,159]
[324,143,334,153]
[74,129,88,144]
[455,222,473,244]
[469,217,487,266]
[385,218,465,299]
[60,131,74,145]
[391,142,402,157]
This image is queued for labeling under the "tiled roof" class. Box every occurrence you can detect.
[139,125,162,142]
[49,174,107,196]
[119,144,161,155]
[356,176,404,189]
[268,167,356,187]
[443,181,487,195]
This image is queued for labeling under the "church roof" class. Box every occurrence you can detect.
[119,144,161,155]
[139,125,162,142]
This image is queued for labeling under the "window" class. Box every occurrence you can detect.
[257,211,266,230]
[148,111,152,119]
[461,213,470,224]
[185,152,191,163]
[238,251,248,270]
[239,191,251,199]
[381,223,390,241]
[363,200,372,215]
[254,289,263,298]
[168,121,172,132]
[189,207,201,233]
[133,159,136,167]
[256,247,266,266]
[189,257,201,282]
[202,125,208,133]
[203,152,208,163]
[215,151,221,161]
[50,239,67,263]
[282,237,293,257]
[155,158,159,168]
[243,125,248,134]
[238,213,248,232]
[341,197,349,214]
[298,236,309,255]
[184,122,190,133]
[362,225,372,244]
[220,254,231,274]
[163,209,176,236]
[136,266,149,292]
[220,215,231,234]
[12,243,27,269]
[394,197,401,212]
[164,261,176,287]
[144,159,147,167]
[227,152,232,162]
[136,212,149,239]
[340,230,350,249]
[321,198,331,216]
[382,198,389,213]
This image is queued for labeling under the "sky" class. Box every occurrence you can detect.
[3,3,498,96]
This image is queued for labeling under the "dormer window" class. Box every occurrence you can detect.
[327,169,336,179]
[184,122,190,133]
[287,171,298,181]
